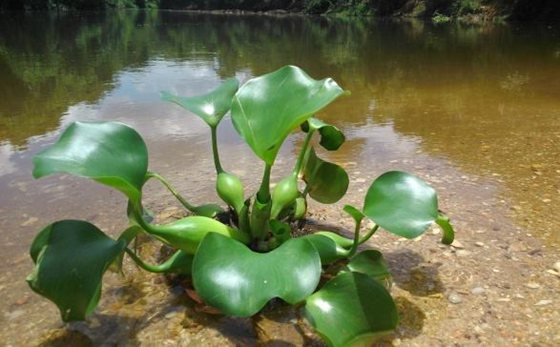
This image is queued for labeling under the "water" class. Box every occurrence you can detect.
[1,11,559,345]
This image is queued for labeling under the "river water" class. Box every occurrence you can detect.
[0,11,559,346]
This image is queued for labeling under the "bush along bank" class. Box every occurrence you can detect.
[1,1,559,23]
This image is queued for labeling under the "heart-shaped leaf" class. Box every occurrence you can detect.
[301,118,345,151]
[345,250,391,286]
[231,65,347,165]
[33,121,148,202]
[192,233,321,317]
[303,272,398,347]
[27,220,126,322]
[302,147,349,204]
[161,78,239,127]
[363,171,438,239]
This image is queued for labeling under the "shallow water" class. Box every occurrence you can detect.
[0,11,559,345]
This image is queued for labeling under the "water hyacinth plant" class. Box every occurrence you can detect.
[28,65,455,346]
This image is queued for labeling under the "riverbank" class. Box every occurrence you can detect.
[2,1,559,23]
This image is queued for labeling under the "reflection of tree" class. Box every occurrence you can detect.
[2,12,559,155]
[0,11,160,146]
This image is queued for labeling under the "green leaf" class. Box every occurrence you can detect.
[33,121,148,202]
[345,250,391,285]
[301,118,345,151]
[231,65,347,165]
[192,233,321,317]
[303,272,398,347]
[363,171,438,239]
[146,216,250,254]
[436,212,455,245]
[161,78,239,127]
[303,234,349,264]
[302,147,349,204]
[191,203,225,218]
[343,204,365,224]
[27,220,126,322]
[314,231,354,249]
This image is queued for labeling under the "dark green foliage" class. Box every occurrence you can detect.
[508,0,560,22]
[1,0,559,21]
[28,220,126,321]
[0,0,159,10]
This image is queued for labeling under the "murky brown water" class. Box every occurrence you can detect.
[1,11,559,346]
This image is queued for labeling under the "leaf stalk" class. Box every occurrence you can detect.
[211,126,224,174]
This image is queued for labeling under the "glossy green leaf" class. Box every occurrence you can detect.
[363,171,438,239]
[161,78,239,127]
[343,204,365,224]
[301,118,345,151]
[436,212,455,245]
[314,231,354,249]
[231,65,347,165]
[191,203,225,218]
[145,216,250,254]
[302,147,349,204]
[33,121,148,202]
[345,250,391,285]
[303,272,398,347]
[193,233,321,317]
[304,234,350,264]
[27,220,125,322]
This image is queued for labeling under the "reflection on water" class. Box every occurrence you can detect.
[0,10,559,345]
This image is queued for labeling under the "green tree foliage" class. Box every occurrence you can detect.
[0,0,160,10]
[1,0,559,21]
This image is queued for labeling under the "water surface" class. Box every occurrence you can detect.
[1,11,559,345]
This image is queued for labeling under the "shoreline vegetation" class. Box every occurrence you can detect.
[1,1,559,23]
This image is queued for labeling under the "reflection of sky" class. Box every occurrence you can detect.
[0,60,268,184]
[0,142,17,176]
[110,60,223,103]
[63,61,254,144]
[55,61,252,146]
